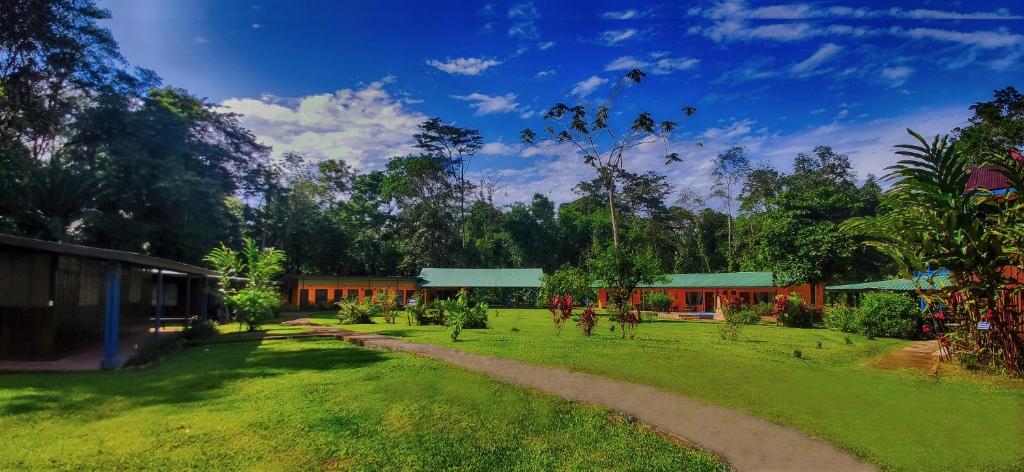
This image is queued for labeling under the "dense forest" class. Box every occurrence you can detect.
[1,1,1019,288]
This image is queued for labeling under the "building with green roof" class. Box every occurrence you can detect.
[596,271,822,318]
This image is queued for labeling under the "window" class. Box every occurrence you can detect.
[299,289,310,307]
[315,289,328,304]
[685,292,703,305]
[756,292,774,304]
[347,289,358,300]
[407,290,417,304]
[364,289,373,300]
[333,289,343,302]
[396,290,405,306]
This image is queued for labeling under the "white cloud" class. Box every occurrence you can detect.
[570,75,609,97]
[481,106,971,206]
[605,54,699,74]
[480,142,523,155]
[426,57,502,75]
[508,2,538,19]
[220,79,425,169]
[508,2,540,39]
[192,36,209,44]
[538,41,556,50]
[896,27,1024,49]
[690,0,1024,52]
[691,1,1021,21]
[251,23,262,29]
[603,9,652,19]
[880,66,915,86]
[652,57,700,74]
[452,92,520,115]
[605,56,649,71]
[535,69,556,79]
[599,28,639,45]
[702,119,755,140]
[791,43,842,75]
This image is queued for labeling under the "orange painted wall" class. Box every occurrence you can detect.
[596,283,823,312]
[287,276,418,309]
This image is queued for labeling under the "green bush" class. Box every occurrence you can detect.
[337,299,373,324]
[539,266,596,305]
[644,292,673,312]
[774,293,813,328]
[752,302,774,318]
[182,318,218,340]
[824,304,859,333]
[438,292,489,341]
[857,291,920,339]
[724,308,761,325]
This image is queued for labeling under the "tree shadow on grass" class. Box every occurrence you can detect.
[0,338,388,417]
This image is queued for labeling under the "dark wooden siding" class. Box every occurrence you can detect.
[1,249,155,360]
[0,250,56,359]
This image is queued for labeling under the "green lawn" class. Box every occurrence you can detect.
[0,337,726,471]
[319,308,1024,472]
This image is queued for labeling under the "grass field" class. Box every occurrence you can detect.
[0,337,726,471]
[319,308,1024,472]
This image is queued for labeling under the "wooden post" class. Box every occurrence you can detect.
[201,277,209,321]
[184,274,192,321]
[100,262,122,370]
[154,269,164,338]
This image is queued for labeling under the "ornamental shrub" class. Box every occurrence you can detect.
[438,291,489,341]
[773,293,813,328]
[824,304,859,333]
[644,291,673,312]
[576,304,599,336]
[857,291,920,339]
[725,308,761,325]
[337,299,373,324]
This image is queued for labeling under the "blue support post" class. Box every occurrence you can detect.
[155,269,164,338]
[101,262,123,370]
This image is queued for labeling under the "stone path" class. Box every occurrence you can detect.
[309,324,875,472]
[874,340,941,375]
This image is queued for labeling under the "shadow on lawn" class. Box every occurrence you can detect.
[0,338,388,417]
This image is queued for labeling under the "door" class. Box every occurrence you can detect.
[703,292,714,312]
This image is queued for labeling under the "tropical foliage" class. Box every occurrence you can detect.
[204,238,286,331]
[845,125,1024,373]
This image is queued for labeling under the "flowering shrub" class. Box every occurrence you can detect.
[577,304,599,336]
[549,294,573,336]
[619,308,639,339]
[772,293,813,328]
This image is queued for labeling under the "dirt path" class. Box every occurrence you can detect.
[310,324,875,472]
[874,340,941,374]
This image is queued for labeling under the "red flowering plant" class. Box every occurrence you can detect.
[618,307,640,339]
[577,303,599,336]
[549,294,574,336]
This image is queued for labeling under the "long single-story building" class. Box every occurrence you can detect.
[597,272,823,316]
[0,234,219,366]
[283,267,544,309]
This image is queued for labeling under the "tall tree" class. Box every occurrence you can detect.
[521,69,696,321]
[412,117,482,260]
[710,146,750,271]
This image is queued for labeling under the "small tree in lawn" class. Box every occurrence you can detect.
[549,294,573,336]
[577,304,599,336]
[521,68,696,331]
[588,243,663,338]
[204,238,286,331]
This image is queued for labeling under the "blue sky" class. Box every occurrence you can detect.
[100,0,1023,204]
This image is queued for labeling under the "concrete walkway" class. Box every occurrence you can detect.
[874,340,941,375]
[326,327,875,472]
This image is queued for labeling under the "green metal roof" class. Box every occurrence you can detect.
[417,268,543,288]
[635,272,781,289]
[826,274,952,292]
